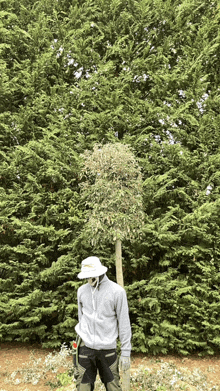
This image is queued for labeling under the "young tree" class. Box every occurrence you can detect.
[80,143,144,287]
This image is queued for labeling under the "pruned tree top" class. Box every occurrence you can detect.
[81,143,141,181]
[80,143,144,243]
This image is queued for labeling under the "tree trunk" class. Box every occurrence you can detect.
[121,368,130,391]
[115,239,124,287]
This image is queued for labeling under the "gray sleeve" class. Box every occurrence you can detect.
[115,288,132,357]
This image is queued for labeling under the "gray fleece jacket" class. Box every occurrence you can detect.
[75,275,131,357]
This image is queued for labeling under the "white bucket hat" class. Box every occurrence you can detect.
[77,256,108,279]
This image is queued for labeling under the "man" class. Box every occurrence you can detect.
[74,256,132,391]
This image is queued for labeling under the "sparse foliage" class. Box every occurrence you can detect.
[80,143,144,244]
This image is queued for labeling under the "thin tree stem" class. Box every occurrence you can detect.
[115,239,124,287]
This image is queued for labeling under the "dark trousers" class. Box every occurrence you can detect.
[74,344,122,391]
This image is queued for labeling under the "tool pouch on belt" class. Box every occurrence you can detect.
[72,335,81,367]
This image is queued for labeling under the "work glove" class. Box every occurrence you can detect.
[119,356,130,372]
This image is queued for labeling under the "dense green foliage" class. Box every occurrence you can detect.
[0,0,220,353]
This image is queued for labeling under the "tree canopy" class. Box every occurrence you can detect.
[80,143,144,244]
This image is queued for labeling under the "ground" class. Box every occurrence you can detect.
[0,343,220,391]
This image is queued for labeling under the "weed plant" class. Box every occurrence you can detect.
[128,362,220,391]
[4,343,73,388]
[55,359,220,391]
[2,344,220,391]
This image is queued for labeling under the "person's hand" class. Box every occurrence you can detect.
[119,356,130,371]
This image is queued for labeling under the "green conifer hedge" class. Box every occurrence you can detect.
[1,0,220,353]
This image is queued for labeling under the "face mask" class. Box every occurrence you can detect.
[88,277,99,287]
